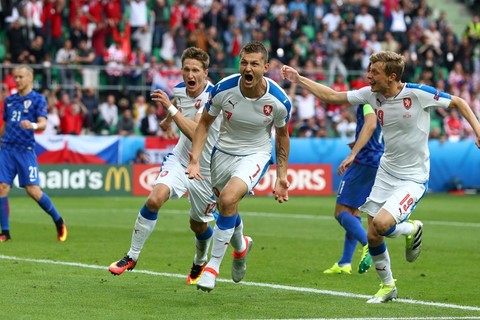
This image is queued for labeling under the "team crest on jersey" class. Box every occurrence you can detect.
[403,98,412,110]
[160,170,168,177]
[24,100,32,112]
[263,105,273,116]
[194,99,202,109]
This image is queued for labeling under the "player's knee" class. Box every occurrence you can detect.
[372,218,390,236]
[145,196,163,211]
[190,219,207,234]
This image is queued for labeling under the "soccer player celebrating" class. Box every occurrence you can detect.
[281,51,480,303]
[186,41,291,292]
[323,104,384,276]
[108,47,221,285]
[0,65,67,242]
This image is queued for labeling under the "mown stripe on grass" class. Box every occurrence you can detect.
[1,254,479,313]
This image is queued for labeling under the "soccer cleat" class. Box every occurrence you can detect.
[186,262,207,285]
[405,220,423,262]
[358,244,372,274]
[56,221,68,242]
[367,283,398,303]
[197,267,218,292]
[109,255,137,275]
[0,233,11,242]
[323,262,352,275]
[231,236,253,283]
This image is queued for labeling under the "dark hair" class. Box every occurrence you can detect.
[181,47,210,70]
[240,41,268,64]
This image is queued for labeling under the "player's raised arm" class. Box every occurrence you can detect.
[449,95,480,148]
[281,65,349,105]
[273,124,290,203]
[151,90,200,141]
[186,109,216,180]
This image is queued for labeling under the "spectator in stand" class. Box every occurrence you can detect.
[355,5,376,33]
[308,0,327,32]
[117,109,136,136]
[327,74,349,124]
[79,87,100,134]
[23,0,43,40]
[69,17,88,50]
[140,104,161,136]
[126,43,148,96]
[326,31,348,85]
[448,62,466,95]
[44,101,61,136]
[132,94,148,130]
[103,0,122,39]
[151,0,170,49]
[323,6,342,33]
[335,109,357,139]
[98,94,119,134]
[76,38,98,89]
[130,149,150,164]
[41,0,65,53]
[104,40,127,95]
[6,18,27,64]
[381,31,400,53]
[129,0,150,50]
[444,109,464,142]
[55,39,77,98]
[26,35,47,65]
[59,100,86,135]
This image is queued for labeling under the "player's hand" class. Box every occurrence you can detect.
[185,152,204,180]
[273,178,289,203]
[337,153,355,176]
[20,120,35,130]
[280,65,300,83]
[150,89,171,109]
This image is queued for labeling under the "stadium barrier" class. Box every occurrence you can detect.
[24,136,480,194]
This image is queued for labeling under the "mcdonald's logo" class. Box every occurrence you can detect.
[105,167,131,192]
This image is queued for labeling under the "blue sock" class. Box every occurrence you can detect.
[0,197,10,231]
[216,214,237,230]
[337,211,368,246]
[139,204,158,220]
[369,242,387,256]
[235,213,242,228]
[339,232,357,265]
[196,224,213,240]
[38,194,61,222]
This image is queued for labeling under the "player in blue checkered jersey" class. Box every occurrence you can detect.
[0,65,67,242]
[324,104,384,275]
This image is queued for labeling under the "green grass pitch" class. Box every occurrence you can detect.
[1,194,479,319]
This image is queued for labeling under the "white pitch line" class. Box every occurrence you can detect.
[1,254,479,313]
[267,318,480,320]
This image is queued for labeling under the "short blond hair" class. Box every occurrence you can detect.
[370,51,404,81]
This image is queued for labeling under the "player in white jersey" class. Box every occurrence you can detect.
[109,47,222,285]
[281,51,480,303]
[186,41,292,292]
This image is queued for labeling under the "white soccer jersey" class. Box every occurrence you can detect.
[171,81,221,176]
[206,74,291,156]
[347,83,451,183]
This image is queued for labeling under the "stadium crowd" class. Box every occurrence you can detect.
[1,0,480,141]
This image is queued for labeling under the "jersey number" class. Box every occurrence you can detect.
[399,193,414,212]
[11,111,22,122]
[29,166,38,180]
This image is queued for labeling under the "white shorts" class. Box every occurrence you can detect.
[155,153,216,223]
[359,166,427,223]
[210,150,272,195]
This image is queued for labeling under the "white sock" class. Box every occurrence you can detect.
[127,213,157,261]
[372,248,395,286]
[387,221,414,238]
[193,237,212,266]
[230,220,246,253]
[206,224,234,274]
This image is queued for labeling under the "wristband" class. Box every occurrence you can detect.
[168,105,178,117]
[31,123,39,130]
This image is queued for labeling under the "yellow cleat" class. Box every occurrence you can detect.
[323,262,352,275]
